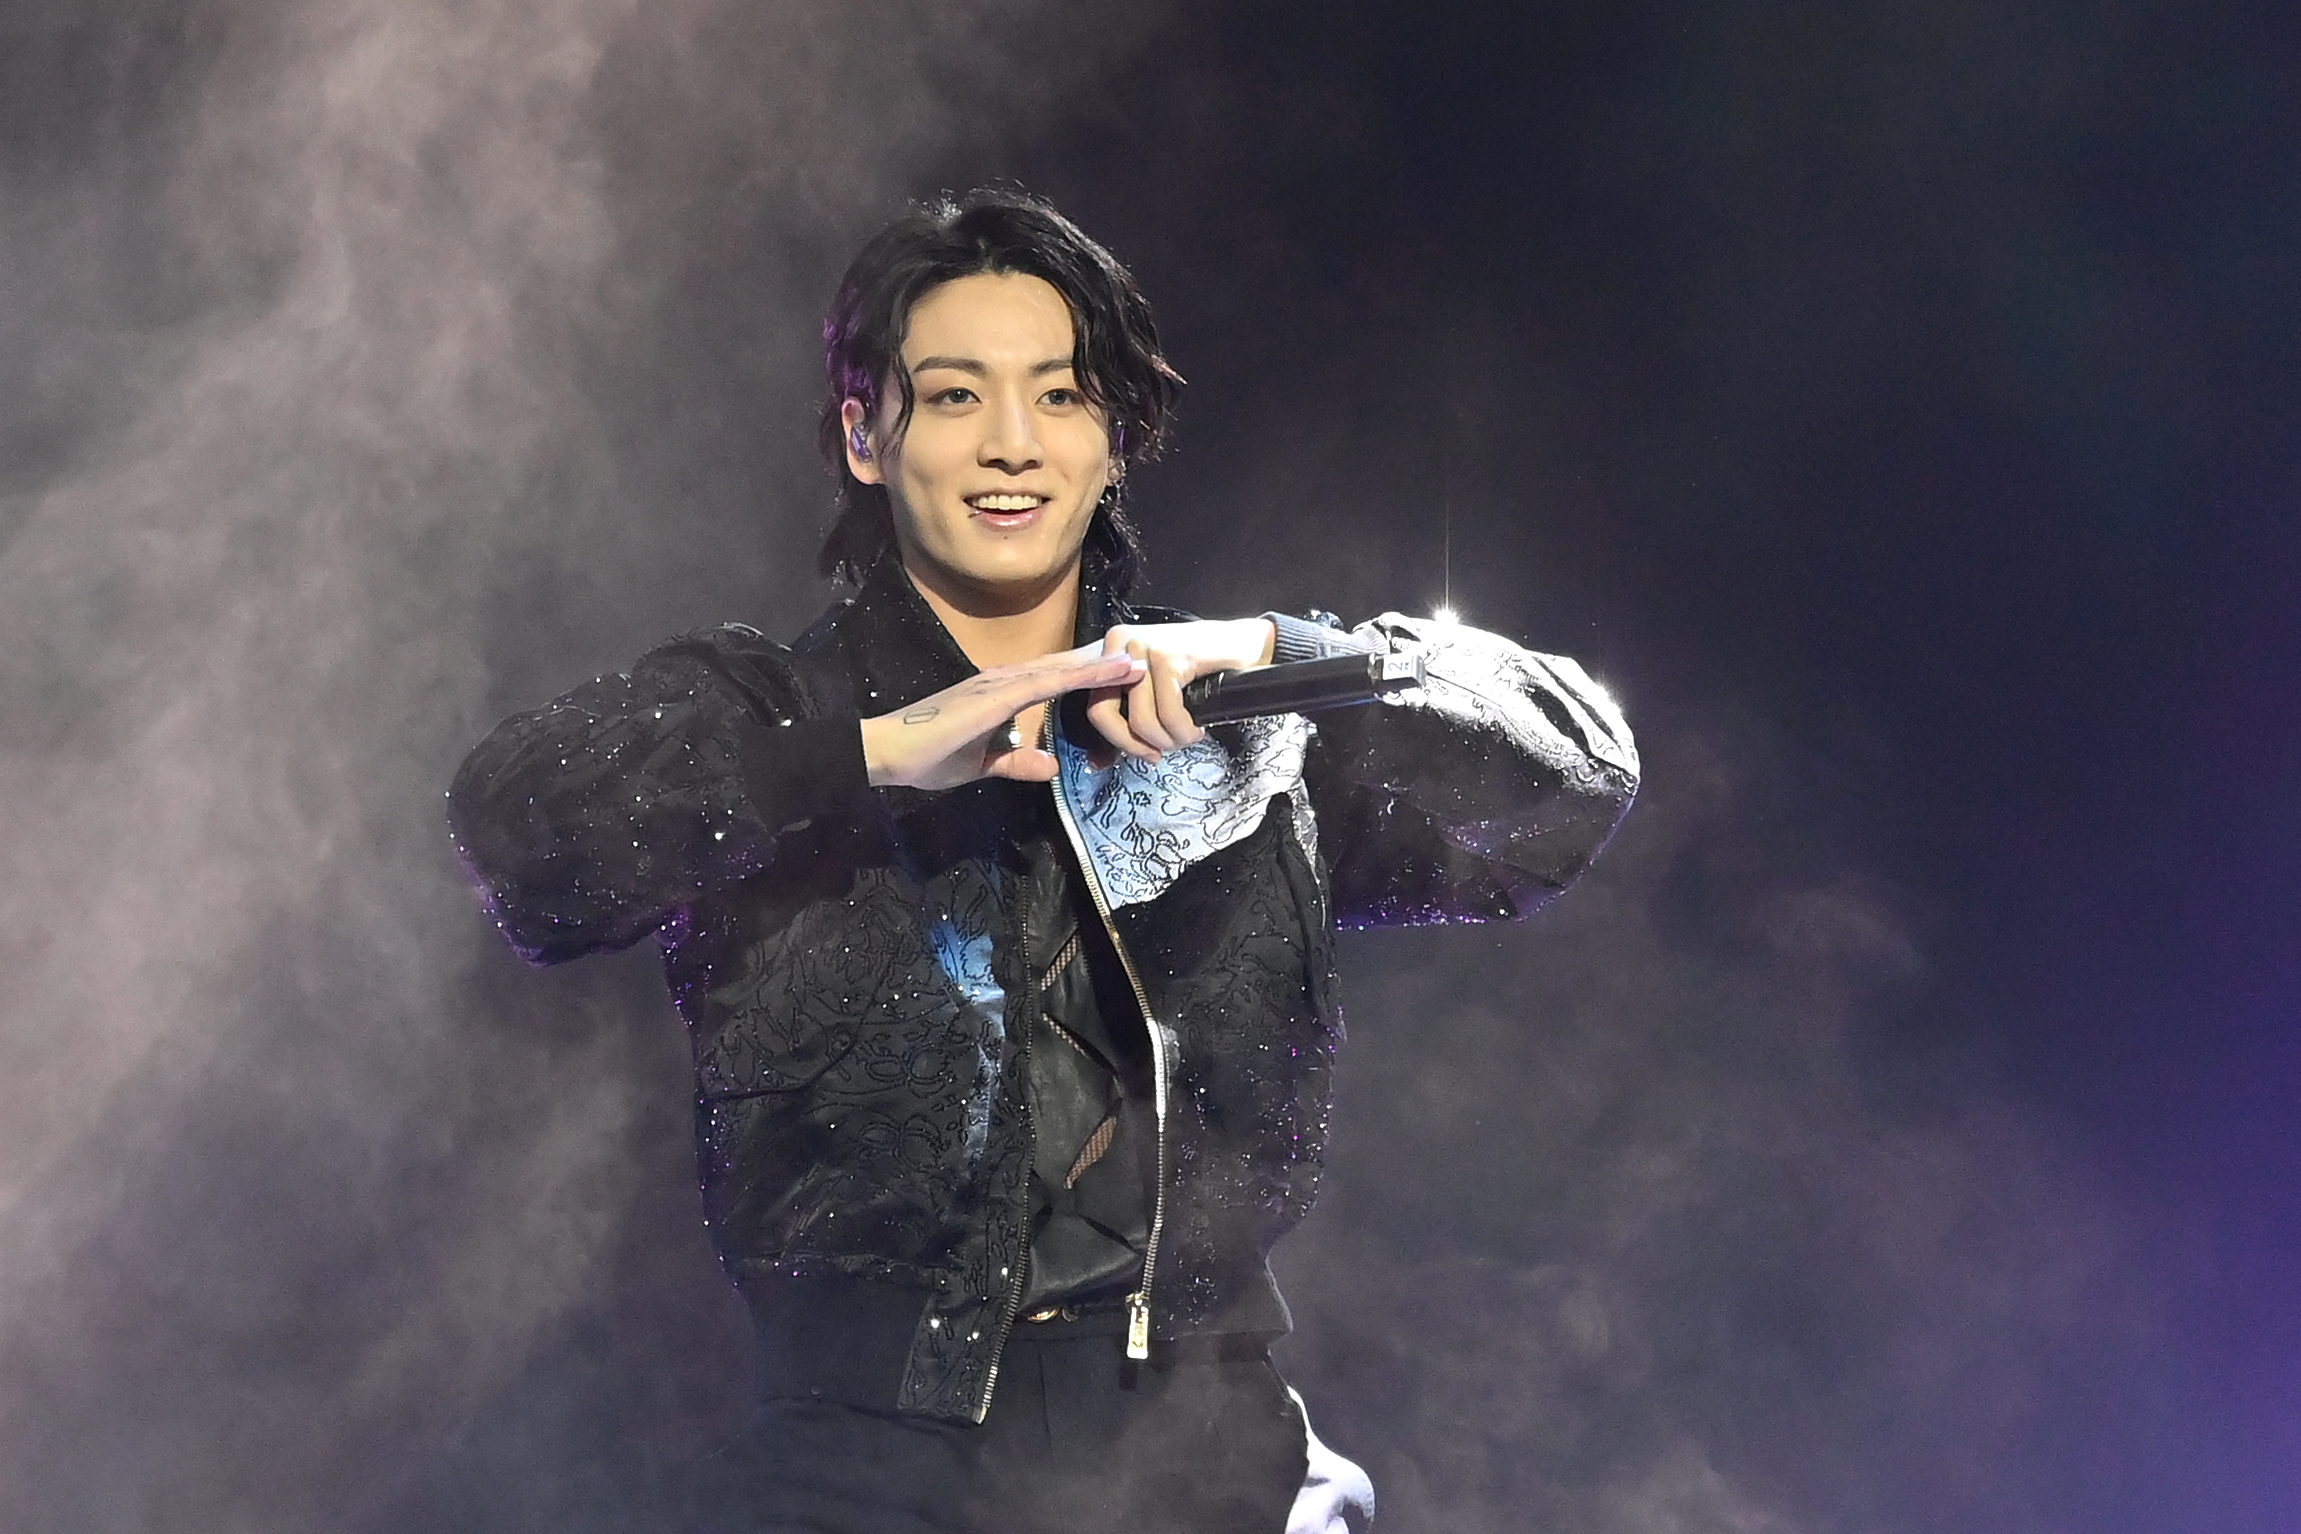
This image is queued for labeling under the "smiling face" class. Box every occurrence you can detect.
[842,271,1114,625]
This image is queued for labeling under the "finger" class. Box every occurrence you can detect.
[1124,642,1182,754]
[1076,687,1126,769]
[1059,650,1149,687]
[982,746,1060,783]
[1087,692,1155,762]
[1143,647,1204,748]
[1086,688,1158,763]
[1124,640,1180,756]
[997,651,1145,713]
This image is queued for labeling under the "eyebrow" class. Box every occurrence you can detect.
[907,356,1076,377]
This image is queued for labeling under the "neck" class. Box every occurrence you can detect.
[901,559,1083,670]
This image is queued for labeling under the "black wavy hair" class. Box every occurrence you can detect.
[816,189,1183,594]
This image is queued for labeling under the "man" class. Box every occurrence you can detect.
[449,190,1637,1533]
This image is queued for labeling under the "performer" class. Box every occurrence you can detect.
[447,190,1637,1533]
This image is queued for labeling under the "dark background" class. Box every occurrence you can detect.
[1,1,2294,1529]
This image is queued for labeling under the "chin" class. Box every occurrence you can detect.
[960,557,1076,602]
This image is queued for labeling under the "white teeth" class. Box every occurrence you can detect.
[969,495,1042,512]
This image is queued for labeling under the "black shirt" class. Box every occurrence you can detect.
[1017,835,1154,1312]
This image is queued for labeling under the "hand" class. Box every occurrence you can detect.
[1084,618,1277,764]
[861,647,1147,790]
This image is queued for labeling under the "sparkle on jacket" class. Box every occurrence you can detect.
[446,559,1638,1424]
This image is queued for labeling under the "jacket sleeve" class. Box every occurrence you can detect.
[1283,611,1640,928]
[445,627,871,964]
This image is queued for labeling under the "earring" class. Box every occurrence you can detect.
[850,426,871,461]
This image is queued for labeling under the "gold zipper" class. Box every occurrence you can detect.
[1043,713,1171,1362]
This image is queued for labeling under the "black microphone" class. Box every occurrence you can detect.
[1179,650,1424,724]
[1056,651,1424,744]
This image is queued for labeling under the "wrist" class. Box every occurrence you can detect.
[859,714,902,789]
[1263,610,1367,664]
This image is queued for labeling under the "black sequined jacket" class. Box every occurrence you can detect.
[447,559,1638,1425]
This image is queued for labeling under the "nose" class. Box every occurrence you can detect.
[978,393,1043,474]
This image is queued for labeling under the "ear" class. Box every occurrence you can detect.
[841,398,885,485]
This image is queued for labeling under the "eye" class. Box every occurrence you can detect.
[1041,387,1080,407]
[927,386,978,406]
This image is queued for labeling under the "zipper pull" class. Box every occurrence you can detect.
[1125,1293,1152,1360]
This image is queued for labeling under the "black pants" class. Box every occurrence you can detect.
[682,1319,1308,1534]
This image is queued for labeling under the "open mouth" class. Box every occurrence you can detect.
[965,493,1050,515]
